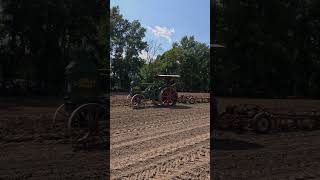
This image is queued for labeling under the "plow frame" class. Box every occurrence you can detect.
[216,104,320,133]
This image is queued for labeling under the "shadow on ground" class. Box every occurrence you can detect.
[213,138,264,151]
[133,104,192,110]
[72,141,109,152]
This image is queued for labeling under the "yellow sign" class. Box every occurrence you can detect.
[78,78,96,88]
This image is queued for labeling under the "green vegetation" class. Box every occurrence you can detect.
[0,3,209,95]
[0,0,108,95]
[214,0,320,98]
[139,36,210,92]
[111,7,210,92]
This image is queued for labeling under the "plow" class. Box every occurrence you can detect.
[216,103,320,134]
[177,95,210,104]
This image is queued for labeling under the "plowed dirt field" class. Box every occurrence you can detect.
[110,93,210,179]
[0,97,109,179]
[214,98,320,180]
[2,95,319,180]
[0,93,210,180]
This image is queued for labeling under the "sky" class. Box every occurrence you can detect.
[111,0,210,59]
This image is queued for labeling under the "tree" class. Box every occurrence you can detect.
[0,0,108,95]
[214,0,320,98]
[143,39,163,64]
[110,6,147,90]
[140,36,210,92]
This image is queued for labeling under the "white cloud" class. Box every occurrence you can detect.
[139,50,156,62]
[147,26,175,43]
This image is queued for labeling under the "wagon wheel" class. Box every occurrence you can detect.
[131,94,145,109]
[253,112,271,134]
[68,103,107,148]
[52,104,70,129]
[159,87,178,106]
[188,97,196,104]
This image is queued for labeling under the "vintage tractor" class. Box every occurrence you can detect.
[128,75,180,108]
[52,49,108,148]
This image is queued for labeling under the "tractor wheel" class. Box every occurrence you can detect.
[127,94,132,100]
[254,112,271,134]
[159,87,178,106]
[68,103,106,148]
[131,94,144,109]
[52,103,70,129]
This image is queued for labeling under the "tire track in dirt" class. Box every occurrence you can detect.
[111,114,208,138]
[111,115,209,144]
[112,142,209,180]
[112,123,209,149]
[111,106,208,128]
[112,132,209,170]
[111,106,209,141]
[174,163,210,180]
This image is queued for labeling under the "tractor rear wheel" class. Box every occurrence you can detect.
[159,87,178,106]
[53,103,69,128]
[68,103,106,148]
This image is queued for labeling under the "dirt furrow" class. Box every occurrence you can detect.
[175,163,210,180]
[111,132,209,170]
[111,139,209,179]
[113,146,209,180]
[112,123,209,149]
[111,115,209,143]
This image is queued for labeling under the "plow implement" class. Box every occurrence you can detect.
[126,94,210,108]
[177,95,210,104]
[216,104,320,134]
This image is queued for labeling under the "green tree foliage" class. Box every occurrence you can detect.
[214,0,320,98]
[110,6,147,90]
[140,36,210,92]
[0,0,108,95]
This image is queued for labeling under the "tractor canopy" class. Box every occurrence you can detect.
[154,75,180,86]
[154,74,180,80]
[211,44,225,48]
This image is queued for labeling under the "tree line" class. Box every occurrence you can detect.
[0,0,108,95]
[213,0,320,98]
[0,3,209,95]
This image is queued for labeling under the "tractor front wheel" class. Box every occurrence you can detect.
[131,94,144,109]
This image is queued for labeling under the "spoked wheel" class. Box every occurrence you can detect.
[131,94,145,109]
[254,112,271,134]
[159,87,178,106]
[52,104,70,129]
[68,103,107,148]
[188,97,196,104]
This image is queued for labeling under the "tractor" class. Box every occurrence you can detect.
[128,75,180,108]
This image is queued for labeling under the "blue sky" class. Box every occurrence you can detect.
[111,0,210,59]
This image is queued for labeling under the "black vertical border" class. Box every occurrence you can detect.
[106,0,111,179]
[210,0,216,179]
